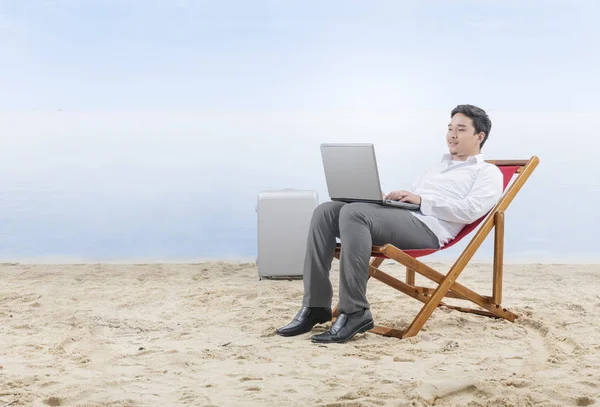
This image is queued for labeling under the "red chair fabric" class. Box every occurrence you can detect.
[390,165,520,259]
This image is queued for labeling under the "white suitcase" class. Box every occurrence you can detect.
[256,189,319,279]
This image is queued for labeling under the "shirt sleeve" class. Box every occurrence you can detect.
[419,165,504,224]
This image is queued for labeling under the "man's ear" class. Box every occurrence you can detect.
[477,131,485,144]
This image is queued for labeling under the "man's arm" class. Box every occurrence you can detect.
[419,166,503,224]
[384,173,425,201]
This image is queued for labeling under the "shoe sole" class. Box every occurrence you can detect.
[311,319,375,344]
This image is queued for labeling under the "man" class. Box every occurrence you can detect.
[277,104,503,344]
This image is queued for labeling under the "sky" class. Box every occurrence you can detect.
[0,1,599,263]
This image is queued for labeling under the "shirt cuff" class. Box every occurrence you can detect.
[419,195,433,216]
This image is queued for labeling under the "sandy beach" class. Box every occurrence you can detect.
[0,261,599,407]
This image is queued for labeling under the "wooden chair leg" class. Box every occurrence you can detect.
[403,265,466,338]
[492,211,505,304]
[382,244,517,321]
[364,260,509,340]
[371,258,385,267]
[381,244,517,338]
[406,267,415,286]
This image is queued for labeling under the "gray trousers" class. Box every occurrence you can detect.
[302,201,440,314]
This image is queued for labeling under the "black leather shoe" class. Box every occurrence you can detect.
[276,307,332,337]
[311,308,374,344]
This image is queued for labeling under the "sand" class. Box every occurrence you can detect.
[0,261,599,407]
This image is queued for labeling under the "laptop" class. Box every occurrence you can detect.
[320,143,420,210]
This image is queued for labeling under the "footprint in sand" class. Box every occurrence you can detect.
[72,353,91,365]
[442,340,459,352]
[43,397,62,406]
[393,356,415,362]
[260,328,277,338]
[579,381,599,389]
[240,377,263,382]
[576,396,595,406]
[39,381,60,388]
[503,378,532,388]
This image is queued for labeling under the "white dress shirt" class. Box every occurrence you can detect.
[408,154,503,247]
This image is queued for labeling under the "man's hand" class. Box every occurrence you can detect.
[385,190,422,205]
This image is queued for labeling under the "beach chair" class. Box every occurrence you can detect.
[332,156,539,339]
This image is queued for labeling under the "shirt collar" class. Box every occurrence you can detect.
[441,153,484,164]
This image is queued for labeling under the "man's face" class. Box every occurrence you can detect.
[446,113,483,159]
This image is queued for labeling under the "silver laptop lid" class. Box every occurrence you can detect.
[320,143,383,201]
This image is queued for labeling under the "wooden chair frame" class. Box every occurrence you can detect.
[332,156,539,339]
